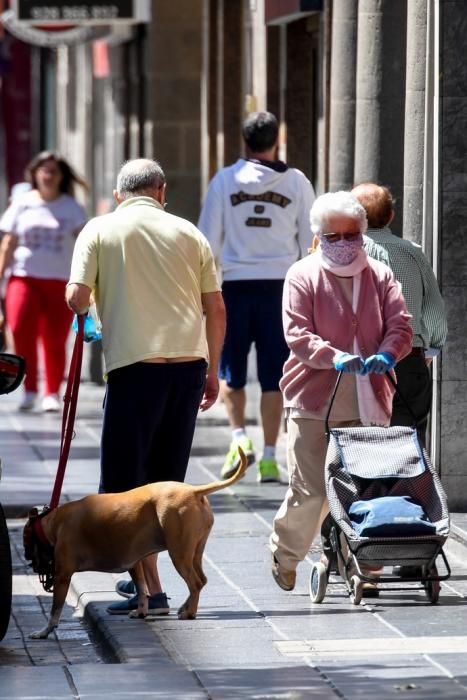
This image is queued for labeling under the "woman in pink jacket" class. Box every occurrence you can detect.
[270,190,413,592]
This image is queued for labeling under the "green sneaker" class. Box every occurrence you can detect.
[221,436,255,479]
[257,458,280,483]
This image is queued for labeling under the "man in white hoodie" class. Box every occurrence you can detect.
[198,111,315,483]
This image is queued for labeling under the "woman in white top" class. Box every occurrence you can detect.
[0,152,87,411]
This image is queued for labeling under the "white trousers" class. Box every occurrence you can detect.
[270,417,361,571]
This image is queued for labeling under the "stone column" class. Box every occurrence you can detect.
[91,43,115,215]
[144,1,203,222]
[437,0,467,509]
[55,46,69,154]
[0,110,6,210]
[250,0,266,112]
[222,0,243,166]
[316,3,331,193]
[67,43,94,197]
[285,17,316,180]
[354,0,406,234]
[328,0,358,192]
[403,0,427,245]
[266,25,280,119]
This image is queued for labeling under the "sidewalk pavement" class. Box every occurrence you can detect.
[1,366,467,699]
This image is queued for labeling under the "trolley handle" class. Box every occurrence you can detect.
[324,370,343,438]
[324,369,418,439]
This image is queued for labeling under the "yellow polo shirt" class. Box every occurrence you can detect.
[69,197,220,374]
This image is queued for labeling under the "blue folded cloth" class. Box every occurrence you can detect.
[348,495,436,537]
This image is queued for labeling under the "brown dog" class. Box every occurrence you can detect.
[23,449,247,639]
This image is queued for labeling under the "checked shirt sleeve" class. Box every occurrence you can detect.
[366,229,447,350]
[416,248,448,350]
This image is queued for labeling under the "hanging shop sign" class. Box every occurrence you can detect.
[1,1,149,46]
[11,0,150,25]
[1,9,109,44]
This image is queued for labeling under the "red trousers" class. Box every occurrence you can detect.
[5,276,72,395]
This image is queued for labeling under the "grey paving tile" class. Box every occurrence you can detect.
[196,665,337,699]
[69,664,207,698]
[2,375,467,699]
[0,667,73,699]
[320,658,467,700]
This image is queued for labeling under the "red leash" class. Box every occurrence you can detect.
[49,314,85,510]
[28,315,84,590]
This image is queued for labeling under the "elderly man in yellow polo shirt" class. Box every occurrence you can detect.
[66,158,226,616]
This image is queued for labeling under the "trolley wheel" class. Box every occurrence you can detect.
[0,504,12,641]
[424,566,440,604]
[349,575,363,605]
[309,562,327,603]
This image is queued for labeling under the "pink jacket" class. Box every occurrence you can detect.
[280,254,413,416]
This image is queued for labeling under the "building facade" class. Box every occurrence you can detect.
[0,0,466,506]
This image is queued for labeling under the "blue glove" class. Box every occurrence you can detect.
[334,353,364,374]
[362,352,395,375]
[72,313,102,343]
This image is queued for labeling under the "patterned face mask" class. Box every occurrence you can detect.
[320,233,364,265]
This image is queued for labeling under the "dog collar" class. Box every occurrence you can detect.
[33,515,52,547]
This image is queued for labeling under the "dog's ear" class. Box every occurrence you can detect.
[23,507,41,561]
[23,522,34,561]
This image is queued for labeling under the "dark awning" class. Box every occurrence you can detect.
[265,0,323,25]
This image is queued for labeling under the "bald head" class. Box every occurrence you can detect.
[351,183,394,229]
[115,158,166,201]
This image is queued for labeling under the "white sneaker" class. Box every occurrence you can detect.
[41,394,61,412]
[19,391,37,411]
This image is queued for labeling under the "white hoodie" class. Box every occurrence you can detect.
[198,159,315,281]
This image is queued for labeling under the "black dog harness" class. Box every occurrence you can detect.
[23,507,55,592]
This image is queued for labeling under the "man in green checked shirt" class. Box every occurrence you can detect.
[353,183,447,448]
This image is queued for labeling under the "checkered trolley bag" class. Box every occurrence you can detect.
[309,375,451,606]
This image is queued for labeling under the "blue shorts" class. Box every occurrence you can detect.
[220,280,289,392]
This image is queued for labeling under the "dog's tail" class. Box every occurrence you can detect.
[193,447,248,496]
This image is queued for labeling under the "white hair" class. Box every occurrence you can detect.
[116,158,166,199]
[310,191,368,236]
